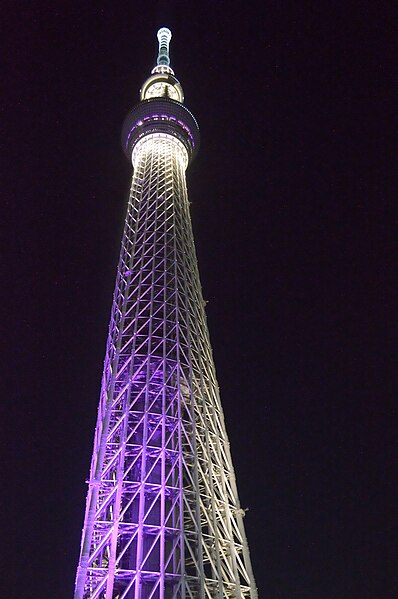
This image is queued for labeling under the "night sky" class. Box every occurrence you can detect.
[2,2,396,597]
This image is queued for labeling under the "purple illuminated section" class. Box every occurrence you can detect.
[73,133,193,599]
[124,112,195,154]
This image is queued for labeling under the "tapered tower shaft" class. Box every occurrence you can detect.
[74,29,257,599]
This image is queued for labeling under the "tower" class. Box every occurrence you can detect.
[74,28,257,599]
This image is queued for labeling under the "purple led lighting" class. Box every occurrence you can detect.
[124,112,195,153]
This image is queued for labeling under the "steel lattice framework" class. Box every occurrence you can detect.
[74,29,257,599]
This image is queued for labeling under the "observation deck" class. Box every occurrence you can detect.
[121,98,200,163]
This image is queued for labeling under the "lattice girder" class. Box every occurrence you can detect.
[74,134,257,599]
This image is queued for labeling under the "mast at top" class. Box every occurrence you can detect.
[151,27,175,76]
[140,27,184,102]
[156,27,172,67]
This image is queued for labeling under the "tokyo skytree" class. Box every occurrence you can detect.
[73,28,258,599]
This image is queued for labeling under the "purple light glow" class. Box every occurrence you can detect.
[124,113,195,153]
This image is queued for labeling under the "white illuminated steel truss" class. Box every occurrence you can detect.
[74,29,257,599]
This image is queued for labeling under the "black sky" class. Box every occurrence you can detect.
[1,1,396,598]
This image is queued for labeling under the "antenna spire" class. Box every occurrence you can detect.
[157,27,172,66]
